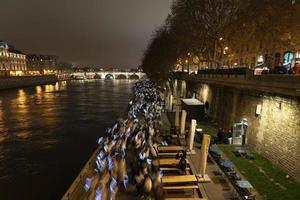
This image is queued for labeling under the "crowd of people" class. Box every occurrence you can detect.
[84,80,166,200]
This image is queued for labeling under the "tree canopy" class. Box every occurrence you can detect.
[141,0,300,79]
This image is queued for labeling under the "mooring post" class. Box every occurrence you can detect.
[199,134,211,178]
[188,119,197,152]
[169,94,173,111]
[180,110,187,136]
[175,106,180,128]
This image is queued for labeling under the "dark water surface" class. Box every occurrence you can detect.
[0,80,134,200]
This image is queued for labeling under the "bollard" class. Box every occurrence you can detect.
[175,106,180,128]
[169,94,173,111]
[188,119,197,151]
[180,110,187,135]
[199,134,211,177]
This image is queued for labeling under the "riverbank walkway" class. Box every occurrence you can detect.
[62,79,257,200]
[165,112,233,200]
[62,111,241,200]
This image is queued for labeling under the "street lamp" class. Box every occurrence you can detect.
[186,53,192,74]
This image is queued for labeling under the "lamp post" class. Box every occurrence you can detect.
[187,52,191,74]
[185,59,189,73]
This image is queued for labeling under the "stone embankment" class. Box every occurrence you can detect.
[0,75,58,90]
[172,76,300,182]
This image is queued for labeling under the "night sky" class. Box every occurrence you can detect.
[0,0,172,68]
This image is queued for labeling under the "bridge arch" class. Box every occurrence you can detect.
[129,74,139,80]
[116,74,127,79]
[105,74,114,80]
[94,73,102,79]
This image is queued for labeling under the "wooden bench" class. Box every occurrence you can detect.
[160,167,191,171]
[163,185,199,190]
[157,152,178,157]
[157,146,185,152]
[162,175,197,184]
[158,158,189,166]
[162,176,205,200]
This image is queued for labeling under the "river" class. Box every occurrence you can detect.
[0,80,134,200]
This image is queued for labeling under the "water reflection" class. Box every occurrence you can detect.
[17,89,27,109]
[0,80,134,200]
[0,99,7,142]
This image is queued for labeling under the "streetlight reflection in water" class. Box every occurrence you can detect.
[0,80,134,200]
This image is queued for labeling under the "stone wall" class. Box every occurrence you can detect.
[0,75,58,90]
[182,81,300,181]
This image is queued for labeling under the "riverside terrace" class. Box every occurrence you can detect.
[174,69,300,98]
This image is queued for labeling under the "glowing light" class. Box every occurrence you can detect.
[36,86,42,93]
[257,55,264,62]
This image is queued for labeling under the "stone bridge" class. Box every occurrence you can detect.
[71,71,146,80]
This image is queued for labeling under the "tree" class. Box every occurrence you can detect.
[141,25,179,80]
[141,0,300,78]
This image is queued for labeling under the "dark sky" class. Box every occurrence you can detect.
[0,0,172,68]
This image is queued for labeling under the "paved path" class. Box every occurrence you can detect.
[166,110,234,200]
[188,143,234,200]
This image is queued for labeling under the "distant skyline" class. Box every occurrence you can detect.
[0,0,172,68]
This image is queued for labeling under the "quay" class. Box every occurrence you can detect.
[62,80,259,200]
[0,75,58,90]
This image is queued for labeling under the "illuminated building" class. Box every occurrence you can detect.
[222,41,300,70]
[0,40,27,76]
[26,54,58,75]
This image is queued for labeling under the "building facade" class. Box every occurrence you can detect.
[26,54,58,75]
[0,41,27,76]
[218,39,300,73]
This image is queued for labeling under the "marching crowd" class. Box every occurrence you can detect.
[84,80,166,200]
